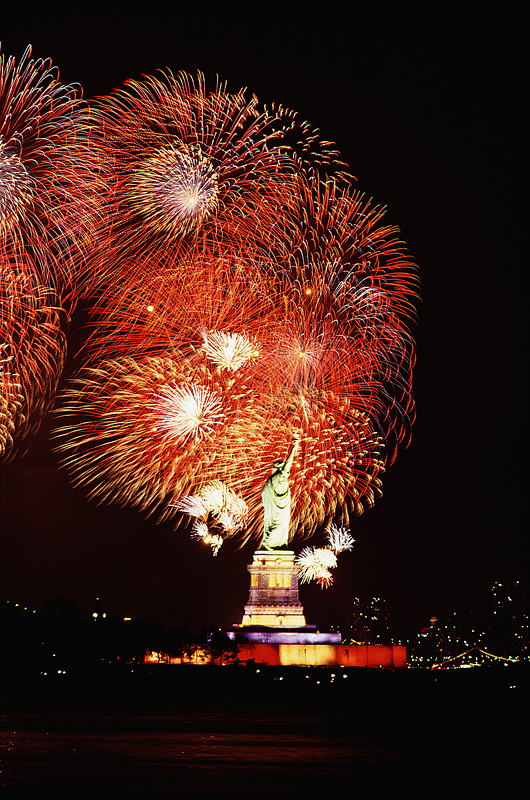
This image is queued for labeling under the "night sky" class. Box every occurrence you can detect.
[0,4,525,635]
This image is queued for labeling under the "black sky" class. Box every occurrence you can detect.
[0,4,525,635]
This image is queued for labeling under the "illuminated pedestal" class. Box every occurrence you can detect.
[241,550,306,627]
[225,549,406,667]
[230,549,342,662]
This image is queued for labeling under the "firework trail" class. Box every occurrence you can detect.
[0,343,23,459]
[83,250,276,366]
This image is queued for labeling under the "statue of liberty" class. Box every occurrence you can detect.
[261,434,300,550]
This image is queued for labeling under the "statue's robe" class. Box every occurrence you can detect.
[261,465,291,549]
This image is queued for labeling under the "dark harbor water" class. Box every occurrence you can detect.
[1,665,526,796]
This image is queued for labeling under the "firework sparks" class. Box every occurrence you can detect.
[176,481,248,531]
[92,70,329,277]
[0,44,105,458]
[198,481,249,530]
[191,519,209,540]
[1,268,68,461]
[204,533,224,556]
[190,519,224,555]
[0,145,34,236]
[0,344,23,458]
[175,494,209,518]
[175,480,248,555]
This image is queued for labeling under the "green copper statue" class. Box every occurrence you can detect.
[261,434,300,550]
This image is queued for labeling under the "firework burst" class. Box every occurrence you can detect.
[150,382,225,443]
[327,524,355,554]
[127,145,219,235]
[175,480,248,555]
[200,330,262,373]
[0,45,104,305]
[1,265,68,461]
[54,352,268,520]
[54,355,226,512]
[91,71,313,279]
[197,481,249,530]
[53,69,418,560]
[295,547,338,588]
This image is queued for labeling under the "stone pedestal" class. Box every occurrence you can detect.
[241,550,306,627]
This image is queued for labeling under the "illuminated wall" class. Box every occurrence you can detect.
[339,645,407,668]
[236,643,406,667]
[146,644,407,667]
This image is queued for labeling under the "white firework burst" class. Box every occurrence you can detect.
[198,480,226,513]
[295,547,337,588]
[201,330,262,372]
[199,480,248,531]
[190,520,223,555]
[327,524,355,554]
[151,382,225,443]
[216,510,238,532]
[175,480,248,556]
[128,146,219,235]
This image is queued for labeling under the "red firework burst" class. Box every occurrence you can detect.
[0,45,104,307]
[91,70,350,283]
[1,264,67,461]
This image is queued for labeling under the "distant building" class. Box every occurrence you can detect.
[488,573,529,658]
[345,596,394,644]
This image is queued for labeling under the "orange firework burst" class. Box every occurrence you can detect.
[83,248,277,370]
[0,45,104,306]
[54,69,418,555]
[0,266,68,461]
[91,70,350,283]
[55,352,267,518]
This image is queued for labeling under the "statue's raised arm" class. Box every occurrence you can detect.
[260,435,300,551]
[281,435,300,476]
